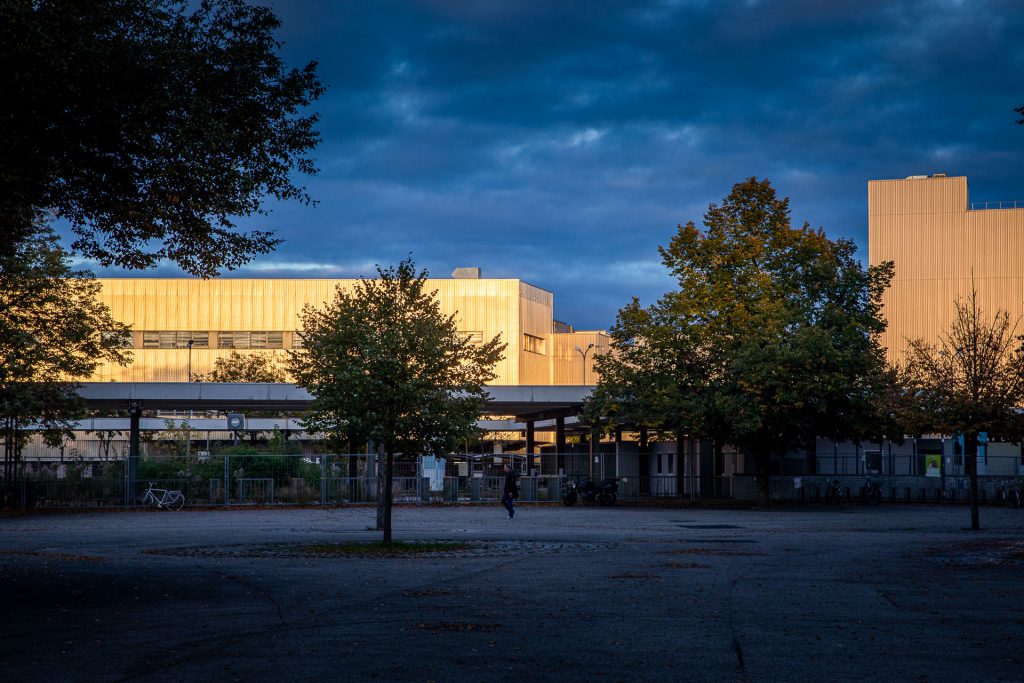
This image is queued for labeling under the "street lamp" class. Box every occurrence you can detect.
[187,338,195,382]
[575,343,595,384]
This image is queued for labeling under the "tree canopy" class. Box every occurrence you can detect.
[198,350,288,383]
[1,0,324,276]
[588,178,896,503]
[1,226,132,505]
[902,286,1024,529]
[289,258,505,542]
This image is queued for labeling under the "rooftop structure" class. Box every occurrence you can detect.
[868,174,1024,365]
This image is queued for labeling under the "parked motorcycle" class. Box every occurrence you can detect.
[562,477,619,506]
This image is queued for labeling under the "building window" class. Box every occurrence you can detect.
[218,331,284,349]
[292,332,304,349]
[523,333,546,355]
[142,331,209,349]
[462,331,483,345]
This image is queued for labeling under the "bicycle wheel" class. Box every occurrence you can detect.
[167,492,185,511]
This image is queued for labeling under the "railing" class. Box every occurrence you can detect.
[6,452,1024,508]
[970,200,1024,210]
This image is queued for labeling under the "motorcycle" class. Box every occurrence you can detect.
[562,477,619,506]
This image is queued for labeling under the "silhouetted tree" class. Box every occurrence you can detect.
[1,0,324,276]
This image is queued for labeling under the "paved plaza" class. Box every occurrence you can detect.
[2,504,1023,682]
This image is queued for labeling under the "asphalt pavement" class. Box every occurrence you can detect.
[2,503,1023,682]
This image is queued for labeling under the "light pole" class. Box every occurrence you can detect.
[575,343,594,384]
[187,338,194,382]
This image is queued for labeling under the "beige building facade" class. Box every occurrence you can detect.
[92,272,609,385]
[869,174,1024,365]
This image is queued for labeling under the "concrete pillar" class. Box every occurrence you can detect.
[556,416,566,474]
[124,402,141,508]
[614,426,623,479]
[676,429,686,497]
[639,426,650,495]
[526,421,536,474]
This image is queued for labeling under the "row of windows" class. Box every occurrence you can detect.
[135,330,488,350]
[140,331,286,349]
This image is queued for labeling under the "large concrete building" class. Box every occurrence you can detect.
[91,270,609,386]
[869,174,1024,365]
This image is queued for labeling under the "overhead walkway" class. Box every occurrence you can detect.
[72,382,594,504]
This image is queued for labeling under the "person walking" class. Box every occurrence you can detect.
[502,463,519,518]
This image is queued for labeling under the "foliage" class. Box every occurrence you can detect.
[1,0,324,276]
[1017,104,1024,125]
[1,226,131,506]
[289,257,505,542]
[195,350,288,383]
[902,286,1024,529]
[587,178,896,503]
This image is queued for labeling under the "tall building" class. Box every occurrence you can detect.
[91,269,609,385]
[869,174,1024,365]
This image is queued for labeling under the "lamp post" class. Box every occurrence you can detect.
[575,343,594,384]
[187,338,194,382]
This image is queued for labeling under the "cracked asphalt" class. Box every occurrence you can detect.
[2,504,1023,682]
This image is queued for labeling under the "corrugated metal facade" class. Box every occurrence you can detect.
[869,175,1024,365]
[91,278,609,385]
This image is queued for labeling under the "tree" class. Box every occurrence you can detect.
[289,258,505,544]
[903,286,1024,530]
[588,178,896,505]
[1016,104,1023,125]
[1,0,324,276]
[1,226,131,506]
[197,350,288,383]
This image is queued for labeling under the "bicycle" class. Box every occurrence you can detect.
[141,482,186,511]
[994,480,1022,508]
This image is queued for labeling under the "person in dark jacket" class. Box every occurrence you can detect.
[502,463,519,518]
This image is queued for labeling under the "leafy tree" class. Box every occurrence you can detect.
[1,0,324,276]
[289,258,505,543]
[903,287,1024,530]
[197,350,288,383]
[1,226,131,506]
[588,178,896,505]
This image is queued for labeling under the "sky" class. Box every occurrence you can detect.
[90,0,1024,330]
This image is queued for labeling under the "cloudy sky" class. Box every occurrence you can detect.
[95,0,1024,330]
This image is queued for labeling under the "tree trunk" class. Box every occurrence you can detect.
[382,450,394,545]
[966,432,980,531]
[755,446,771,507]
[375,448,385,530]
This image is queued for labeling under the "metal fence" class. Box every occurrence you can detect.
[7,451,1024,508]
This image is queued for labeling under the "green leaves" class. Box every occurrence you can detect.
[288,257,506,456]
[1,0,323,276]
[2,225,133,503]
[589,177,896,477]
[903,286,1024,441]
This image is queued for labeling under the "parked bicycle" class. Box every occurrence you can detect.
[860,474,883,504]
[994,480,1022,508]
[823,478,843,504]
[141,482,186,511]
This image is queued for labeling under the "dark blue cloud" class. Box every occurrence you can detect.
[88,0,1024,330]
